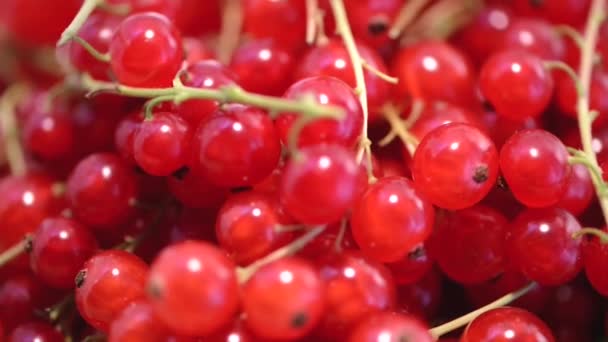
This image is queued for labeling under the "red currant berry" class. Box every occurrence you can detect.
[0,274,47,331]
[351,176,434,263]
[243,257,324,340]
[23,103,76,160]
[349,312,433,342]
[391,41,476,107]
[133,111,192,176]
[182,37,215,64]
[500,18,565,61]
[242,0,307,52]
[9,321,64,342]
[147,241,239,336]
[67,13,120,80]
[462,307,555,342]
[109,12,183,87]
[583,234,608,296]
[115,111,144,164]
[108,299,172,342]
[294,39,390,114]
[500,129,570,208]
[507,208,582,286]
[429,206,507,284]
[280,144,360,224]
[30,217,98,289]
[66,153,138,229]
[276,76,364,148]
[412,123,499,210]
[177,60,238,127]
[191,104,281,188]
[512,0,590,26]
[229,39,295,96]
[216,191,292,266]
[480,51,554,121]
[75,250,149,332]
[409,102,482,142]
[316,251,396,340]
[556,68,608,127]
[341,0,404,51]
[396,268,442,320]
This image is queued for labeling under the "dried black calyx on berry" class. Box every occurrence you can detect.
[291,312,309,328]
[368,16,389,36]
[472,165,489,183]
[172,166,190,180]
[75,269,87,288]
[529,0,544,8]
[408,246,426,260]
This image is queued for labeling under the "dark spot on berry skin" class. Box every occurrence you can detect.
[75,269,87,288]
[488,272,504,284]
[398,334,412,342]
[529,0,544,7]
[231,186,253,194]
[408,246,426,260]
[134,166,147,175]
[291,312,309,328]
[473,165,489,183]
[147,281,163,299]
[368,17,389,36]
[172,166,189,180]
[24,236,34,253]
[497,175,509,191]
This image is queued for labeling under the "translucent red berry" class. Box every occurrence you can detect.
[500,129,570,207]
[109,12,183,87]
[412,123,499,210]
[462,307,555,342]
[108,299,172,342]
[349,312,433,342]
[351,176,434,263]
[242,0,307,51]
[147,241,239,336]
[280,144,360,224]
[8,321,64,342]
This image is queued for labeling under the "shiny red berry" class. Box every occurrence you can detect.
[280,144,360,225]
[412,123,499,210]
[8,321,64,342]
[349,312,433,342]
[108,299,172,342]
[462,307,555,342]
[109,12,183,87]
[147,241,239,336]
[351,176,434,263]
[242,0,307,52]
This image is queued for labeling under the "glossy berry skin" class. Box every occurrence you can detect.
[109,12,183,87]
[9,322,64,342]
[147,241,239,336]
[229,39,295,96]
[0,174,63,260]
[108,300,171,342]
[512,0,590,26]
[480,51,553,121]
[133,112,192,176]
[429,206,507,285]
[507,208,582,286]
[341,0,404,51]
[500,18,565,61]
[391,41,476,107]
[412,123,499,210]
[462,307,555,342]
[351,177,434,263]
[556,68,608,127]
[583,236,608,296]
[294,40,390,114]
[177,60,238,127]
[276,76,364,148]
[216,191,292,266]
[242,0,306,52]
[23,101,76,161]
[242,258,324,340]
[348,312,433,342]
[555,164,594,216]
[66,153,138,229]
[75,250,149,332]
[167,168,229,209]
[316,251,396,340]
[280,144,360,225]
[500,129,570,208]
[115,111,144,164]
[0,274,48,331]
[67,13,121,80]
[30,217,98,289]
[409,102,482,142]
[191,104,281,188]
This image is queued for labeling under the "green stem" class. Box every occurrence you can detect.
[555,25,585,50]
[0,84,28,177]
[81,75,344,119]
[576,0,608,225]
[70,36,111,63]
[237,226,325,282]
[572,227,608,243]
[544,60,584,97]
[429,282,538,338]
[58,0,104,46]
[0,235,33,268]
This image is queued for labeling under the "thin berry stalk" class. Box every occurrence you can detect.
[58,0,104,46]
[0,84,28,177]
[0,235,33,268]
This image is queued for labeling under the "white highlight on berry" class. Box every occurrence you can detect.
[510,63,522,73]
[187,258,202,272]
[22,191,34,206]
[422,56,438,72]
[101,166,112,179]
[343,267,356,278]
[279,270,294,283]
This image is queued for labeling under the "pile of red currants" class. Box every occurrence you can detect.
[1,0,608,341]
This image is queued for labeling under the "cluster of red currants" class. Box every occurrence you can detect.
[1,0,608,341]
